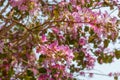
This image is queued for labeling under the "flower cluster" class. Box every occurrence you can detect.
[37,40,74,63]
[72,7,117,37]
[85,53,96,69]
[38,64,72,80]
[9,0,40,15]
[36,40,74,79]
[56,4,118,39]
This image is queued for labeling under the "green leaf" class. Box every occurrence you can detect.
[53,9,59,18]
[27,70,33,76]
[97,56,102,64]
[88,35,95,43]
[67,4,72,12]
[104,39,110,48]
[94,44,97,48]
[0,54,7,59]
[38,67,47,73]
[110,5,114,10]
[70,65,75,73]
[114,76,118,80]
[84,26,89,32]
[8,68,15,77]
[107,56,113,63]
[38,55,46,63]
[0,1,4,6]
[24,76,33,80]
[89,29,94,35]
[102,55,113,63]
[115,50,120,59]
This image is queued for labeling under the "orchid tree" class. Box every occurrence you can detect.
[0,0,120,80]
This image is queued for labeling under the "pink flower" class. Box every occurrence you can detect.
[18,5,28,11]
[51,27,59,34]
[70,0,77,5]
[37,45,48,54]
[64,45,74,60]
[86,0,90,2]
[41,34,47,42]
[9,0,24,7]
[56,45,74,61]
[81,0,85,5]
[32,68,38,75]
[58,35,64,39]
[108,72,113,77]
[89,73,93,77]
[85,54,96,69]
[72,12,81,22]
[38,74,49,80]
[79,37,86,45]
[52,64,65,70]
[49,40,58,50]
[54,73,59,78]
[80,72,85,76]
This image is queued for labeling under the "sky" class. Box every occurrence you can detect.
[76,59,120,80]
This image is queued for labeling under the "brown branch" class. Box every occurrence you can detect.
[32,20,95,30]
[1,15,29,30]
[74,72,109,77]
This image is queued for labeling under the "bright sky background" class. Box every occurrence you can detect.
[77,59,120,80]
